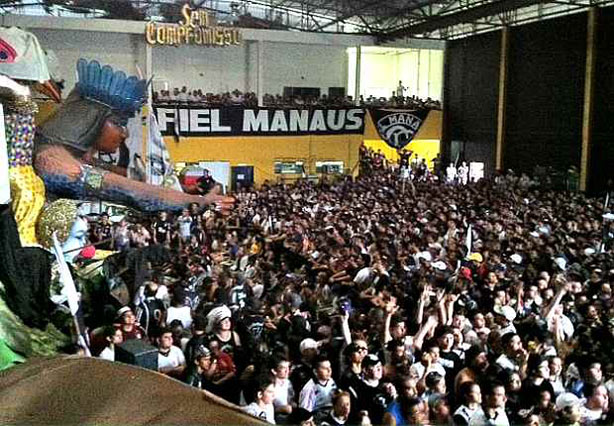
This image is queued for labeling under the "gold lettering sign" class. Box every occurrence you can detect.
[146,4,242,47]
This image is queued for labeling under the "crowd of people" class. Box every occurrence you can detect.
[81,146,614,425]
[152,87,441,110]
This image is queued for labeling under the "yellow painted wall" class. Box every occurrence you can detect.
[165,134,363,186]
[36,100,440,186]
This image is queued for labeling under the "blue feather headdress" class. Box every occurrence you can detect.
[75,58,148,119]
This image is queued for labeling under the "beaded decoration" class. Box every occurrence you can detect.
[6,112,36,167]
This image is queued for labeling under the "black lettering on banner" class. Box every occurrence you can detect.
[154,105,366,137]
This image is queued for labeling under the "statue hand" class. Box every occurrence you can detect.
[201,190,235,215]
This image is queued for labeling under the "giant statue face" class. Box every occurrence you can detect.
[62,216,89,263]
[95,117,129,154]
[37,199,90,263]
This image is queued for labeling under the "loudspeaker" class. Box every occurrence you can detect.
[115,339,158,371]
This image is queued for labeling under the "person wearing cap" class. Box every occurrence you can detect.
[114,306,146,341]
[184,315,209,366]
[555,392,582,425]
[493,304,517,336]
[206,305,242,367]
[298,356,337,415]
[184,348,215,391]
[352,354,395,424]
[290,338,318,397]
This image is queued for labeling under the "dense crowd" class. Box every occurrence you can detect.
[152,87,441,110]
[85,147,614,425]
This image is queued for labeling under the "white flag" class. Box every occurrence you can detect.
[466,224,472,255]
[0,103,10,204]
[51,232,80,316]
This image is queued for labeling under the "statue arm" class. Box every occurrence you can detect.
[35,145,226,212]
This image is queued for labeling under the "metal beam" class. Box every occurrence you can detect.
[580,7,597,191]
[366,0,440,28]
[381,0,549,40]
[317,0,382,30]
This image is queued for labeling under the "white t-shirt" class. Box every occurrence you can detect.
[166,306,192,329]
[99,346,115,361]
[177,216,192,238]
[299,378,337,412]
[495,354,519,372]
[273,379,294,408]
[410,362,446,380]
[157,345,186,372]
[244,402,275,424]
[353,267,372,285]
[469,407,509,426]
[133,284,169,307]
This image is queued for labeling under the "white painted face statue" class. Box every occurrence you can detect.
[62,217,89,263]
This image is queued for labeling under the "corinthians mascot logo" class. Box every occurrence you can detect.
[376,112,423,149]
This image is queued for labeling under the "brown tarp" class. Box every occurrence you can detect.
[0,356,265,425]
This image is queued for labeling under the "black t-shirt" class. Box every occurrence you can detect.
[135,297,165,337]
[520,378,555,410]
[152,219,171,244]
[96,222,113,249]
[439,349,462,388]
[355,380,391,425]
[198,175,216,193]
[400,152,410,168]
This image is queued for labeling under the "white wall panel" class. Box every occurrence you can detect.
[31,29,141,94]
[261,42,346,95]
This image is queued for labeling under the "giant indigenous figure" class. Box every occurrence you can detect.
[0,29,230,370]
[34,58,231,213]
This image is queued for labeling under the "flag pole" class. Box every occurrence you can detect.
[51,232,91,356]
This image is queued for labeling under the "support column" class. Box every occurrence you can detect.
[145,43,153,104]
[244,42,251,93]
[416,49,421,98]
[257,40,265,107]
[580,7,597,191]
[354,45,361,106]
[495,26,510,172]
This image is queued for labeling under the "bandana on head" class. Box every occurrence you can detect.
[206,305,232,333]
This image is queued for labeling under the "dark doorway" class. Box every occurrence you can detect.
[231,166,254,192]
